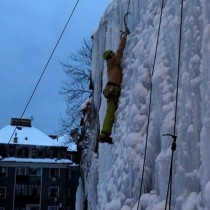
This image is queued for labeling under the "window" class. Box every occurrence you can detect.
[0,187,6,199]
[17,167,29,176]
[15,184,40,196]
[48,207,59,210]
[23,147,29,157]
[17,146,23,157]
[9,145,16,156]
[29,168,41,176]
[15,184,27,196]
[68,154,72,160]
[67,189,71,197]
[49,168,59,178]
[31,147,36,158]
[26,205,40,210]
[68,171,72,179]
[14,208,26,210]
[45,148,50,158]
[0,167,7,178]
[17,167,41,176]
[49,187,59,198]
[37,147,44,158]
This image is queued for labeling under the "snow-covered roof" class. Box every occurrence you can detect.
[0,157,73,164]
[0,125,62,147]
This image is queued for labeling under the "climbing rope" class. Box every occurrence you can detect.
[136,0,165,209]
[164,0,184,209]
[7,0,80,146]
[163,134,177,210]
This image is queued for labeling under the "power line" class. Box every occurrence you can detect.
[7,0,80,145]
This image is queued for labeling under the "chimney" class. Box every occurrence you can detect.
[11,118,32,127]
[13,132,18,143]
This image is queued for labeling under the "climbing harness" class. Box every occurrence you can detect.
[136,0,165,209]
[163,0,184,209]
[7,0,80,147]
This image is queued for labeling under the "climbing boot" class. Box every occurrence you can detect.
[98,132,113,144]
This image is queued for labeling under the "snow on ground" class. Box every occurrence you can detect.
[76,0,210,209]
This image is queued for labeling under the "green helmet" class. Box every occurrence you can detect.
[103,50,112,60]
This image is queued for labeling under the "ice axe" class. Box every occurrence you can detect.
[120,11,132,37]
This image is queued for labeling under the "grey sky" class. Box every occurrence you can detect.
[0,0,110,135]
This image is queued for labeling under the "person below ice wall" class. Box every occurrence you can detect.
[98,28,130,144]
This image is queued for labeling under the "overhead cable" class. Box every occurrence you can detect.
[7,0,80,145]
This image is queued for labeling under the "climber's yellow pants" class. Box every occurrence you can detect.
[101,85,121,135]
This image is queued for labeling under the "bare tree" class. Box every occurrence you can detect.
[59,38,93,136]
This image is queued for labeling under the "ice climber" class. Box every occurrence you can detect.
[98,28,130,144]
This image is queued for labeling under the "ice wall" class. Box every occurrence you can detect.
[83,0,210,209]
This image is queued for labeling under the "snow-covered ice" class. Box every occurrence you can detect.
[76,0,210,209]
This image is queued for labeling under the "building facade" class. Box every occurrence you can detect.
[0,118,79,210]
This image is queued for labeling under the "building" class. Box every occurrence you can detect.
[0,118,80,210]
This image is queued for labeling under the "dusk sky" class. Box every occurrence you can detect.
[0,0,111,135]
